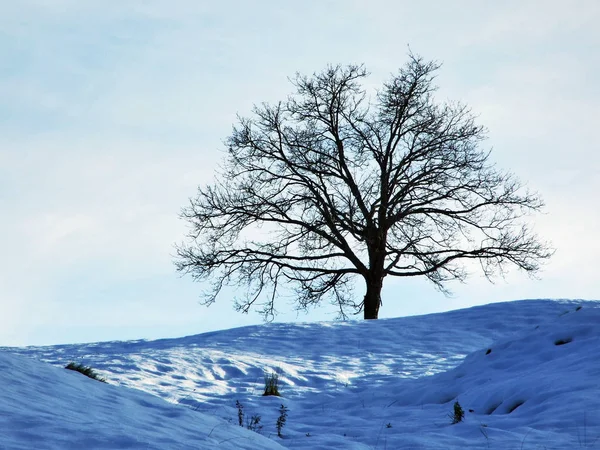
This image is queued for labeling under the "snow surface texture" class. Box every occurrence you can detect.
[3,299,599,449]
[0,352,283,449]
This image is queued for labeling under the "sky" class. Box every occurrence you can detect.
[1,1,599,346]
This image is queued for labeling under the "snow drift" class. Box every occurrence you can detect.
[2,299,599,449]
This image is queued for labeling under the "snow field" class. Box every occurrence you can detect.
[2,299,599,448]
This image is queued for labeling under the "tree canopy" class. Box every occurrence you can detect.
[176,54,552,319]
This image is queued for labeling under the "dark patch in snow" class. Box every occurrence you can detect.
[554,338,572,346]
[507,400,525,414]
[485,402,501,415]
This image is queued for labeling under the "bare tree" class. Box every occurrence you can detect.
[176,54,552,320]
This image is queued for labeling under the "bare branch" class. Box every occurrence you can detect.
[176,54,553,319]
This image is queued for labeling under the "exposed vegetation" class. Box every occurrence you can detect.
[65,362,106,383]
[276,404,288,437]
[263,371,281,397]
[450,400,465,424]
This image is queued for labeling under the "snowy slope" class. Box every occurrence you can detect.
[3,299,599,449]
[0,352,284,449]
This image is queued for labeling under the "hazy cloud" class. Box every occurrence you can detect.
[2,0,598,345]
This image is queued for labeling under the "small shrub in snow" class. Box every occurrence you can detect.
[246,414,262,433]
[276,404,288,437]
[234,400,262,433]
[65,362,106,383]
[263,371,281,396]
[449,400,465,424]
[236,400,244,427]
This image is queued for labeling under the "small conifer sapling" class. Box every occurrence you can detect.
[276,404,288,437]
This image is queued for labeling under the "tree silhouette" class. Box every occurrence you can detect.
[176,54,552,320]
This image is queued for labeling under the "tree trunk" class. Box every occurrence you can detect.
[364,226,386,320]
[363,276,383,319]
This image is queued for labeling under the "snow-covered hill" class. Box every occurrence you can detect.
[2,299,599,449]
[0,351,283,450]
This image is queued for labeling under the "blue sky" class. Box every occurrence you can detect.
[2,1,599,346]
